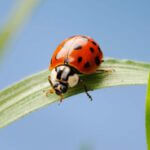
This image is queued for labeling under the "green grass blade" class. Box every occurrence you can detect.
[0,0,40,60]
[0,58,150,128]
[146,73,150,149]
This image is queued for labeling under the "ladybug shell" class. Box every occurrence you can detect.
[50,35,103,74]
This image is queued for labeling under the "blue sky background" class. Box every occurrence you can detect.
[0,0,150,150]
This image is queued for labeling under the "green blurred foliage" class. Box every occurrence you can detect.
[146,73,150,150]
[0,0,40,63]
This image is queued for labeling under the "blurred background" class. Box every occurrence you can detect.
[0,0,150,150]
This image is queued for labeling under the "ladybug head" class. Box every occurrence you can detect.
[53,81,68,95]
[50,65,79,95]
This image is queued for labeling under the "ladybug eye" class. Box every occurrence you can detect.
[60,84,68,93]
[53,82,68,95]
[55,89,61,95]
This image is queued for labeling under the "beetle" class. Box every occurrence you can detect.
[47,35,103,101]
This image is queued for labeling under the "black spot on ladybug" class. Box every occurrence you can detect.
[78,56,82,63]
[92,41,97,46]
[95,56,100,66]
[84,62,90,68]
[50,59,52,64]
[90,47,94,53]
[97,46,101,53]
[74,45,82,50]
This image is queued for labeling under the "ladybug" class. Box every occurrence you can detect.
[47,35,103,101]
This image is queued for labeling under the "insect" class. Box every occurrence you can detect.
[47,35,103,102]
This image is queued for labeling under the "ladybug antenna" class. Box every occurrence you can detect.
[80,79,93,101]
[48,75,54,88]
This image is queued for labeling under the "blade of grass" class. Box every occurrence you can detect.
[0,0,40,61]
[146,73,150,149]
[0,58,150,128]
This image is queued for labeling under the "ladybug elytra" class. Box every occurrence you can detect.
[47,35,103,101]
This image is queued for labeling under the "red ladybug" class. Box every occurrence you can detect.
[47,35,103,101]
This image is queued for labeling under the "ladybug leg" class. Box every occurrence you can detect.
[48,75,53,86]
[96,59,115,73]
[44,76,55,96]
[96,68,114,73]
[45,88,54,96]
[83,84,93,101]
[80,79,93,101]
[59,94,64,103]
